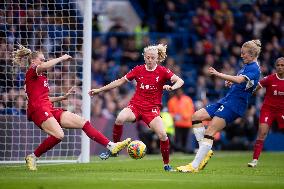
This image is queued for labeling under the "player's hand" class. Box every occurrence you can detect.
[61,54,72,61]
[208,67,219,76]
[63,86,76,99]
[88,88,101,96]
[163,85,173,91]
[225,80,233,88]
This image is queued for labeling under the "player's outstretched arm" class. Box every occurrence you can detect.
[208,67,246,84]
[89,77,127,96]
[163,74,184,91]
[49,86,76,103]
[37,54,72,73]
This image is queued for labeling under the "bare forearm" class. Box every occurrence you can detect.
[216,73,244,84]
[49,96,66,103]
[39,57,64,71]
[99,78,126,92]
[171,79,184,90]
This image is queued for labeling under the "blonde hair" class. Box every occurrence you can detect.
[12,44,41,66]
[143,44,167,63]
[242,39,262,58]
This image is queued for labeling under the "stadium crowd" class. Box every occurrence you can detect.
[0,0,283,151]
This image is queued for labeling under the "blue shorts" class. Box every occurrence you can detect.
[205,103,240,124]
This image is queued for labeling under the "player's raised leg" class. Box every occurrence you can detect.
[60,111,131,155]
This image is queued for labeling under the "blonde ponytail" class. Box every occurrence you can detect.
[143,43,168,63]
[12,44,32,65]
[156,44,167,63]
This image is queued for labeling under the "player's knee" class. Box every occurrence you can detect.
[115,117,125,125]
[258,131,268,140]
[257,124,269,140]
[80,118,88,127]
[54,131,64,140]
[115,119,123,125]
[204,127,216,137]
[157,132,167,141]
[192,111,205,121]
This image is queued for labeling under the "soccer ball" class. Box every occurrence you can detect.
[127,140,147,159]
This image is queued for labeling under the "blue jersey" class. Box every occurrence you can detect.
[218,62,260,116]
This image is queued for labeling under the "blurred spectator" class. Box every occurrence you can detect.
[168,88,195,153]
[134,19,149,50]
[261,12,282,43]
[106,36,122,62]
[108,17,128,33]
[214,1,234,40]
[121,37,141,68]
[196,7,213,38]
[164,1,178,33]
[92,14,100,32]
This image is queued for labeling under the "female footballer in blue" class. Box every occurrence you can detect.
[177,39,261,173]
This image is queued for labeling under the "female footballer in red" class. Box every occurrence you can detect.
[248,57,284,167]
[12,44,131,171]
[89,44,184,171]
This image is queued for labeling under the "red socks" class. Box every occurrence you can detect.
[253,139,264,160]
[34,135,61,157]
[34,121,110,157]
[113,124,123,142]
[82,121,110,146]
[160,138,170,164]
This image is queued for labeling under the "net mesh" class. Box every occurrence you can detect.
[0,0,84,162]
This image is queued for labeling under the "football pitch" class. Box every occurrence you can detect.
[0,152,283,189]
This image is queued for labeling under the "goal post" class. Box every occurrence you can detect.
[0,0,92,164]
[80,0,92,163]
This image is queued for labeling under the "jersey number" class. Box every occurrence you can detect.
[218,105,224,112]
[245,80,254,90]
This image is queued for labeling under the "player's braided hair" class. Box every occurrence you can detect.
[144,44,167,63]
[12,44,40,66]
[242,39,262,58]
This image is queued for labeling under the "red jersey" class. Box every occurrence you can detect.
[24,64,52,115]
[259,73,284,110]
[125,65,174,109]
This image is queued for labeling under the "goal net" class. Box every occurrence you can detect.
[0,0,89,163]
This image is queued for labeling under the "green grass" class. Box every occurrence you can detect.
[1,152,284,189]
